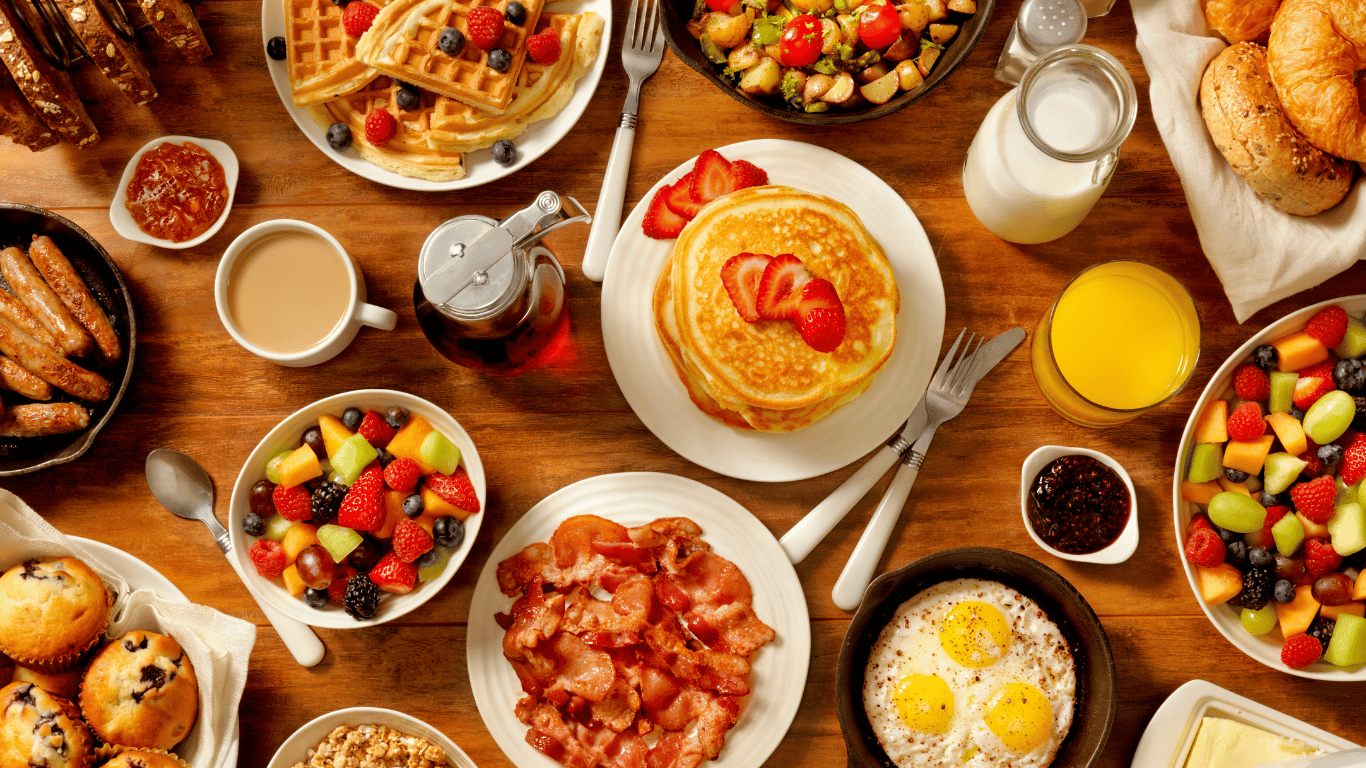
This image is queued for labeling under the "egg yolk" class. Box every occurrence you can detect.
[939,601,1010,668]
[983,682,1053,752]
[892,673,954,734]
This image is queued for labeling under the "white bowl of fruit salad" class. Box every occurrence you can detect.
[1174,296,1366,679]
[228,389,485,628]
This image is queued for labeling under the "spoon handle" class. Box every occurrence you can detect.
[223,553,325,667]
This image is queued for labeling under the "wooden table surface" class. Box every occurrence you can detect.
[4,0,1366,765]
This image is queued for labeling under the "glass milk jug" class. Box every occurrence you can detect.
[963,45,1136,245]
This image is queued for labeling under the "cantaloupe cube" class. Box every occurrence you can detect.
[1181,480,1223,505]
[281,565,306,597]
[1320,602,1366,621]
[318,414,354,461]
[1217,476,1252,496]
[421,485,474,522]
[375,490,408,539]
[277,444,323,488]
[1275,584,1321,636]
[387,414,436,469]
[1297,511,1332,540]
[1266,412,1309,457]
[1354,570,1366,601]
[1223,434,1276,475]
[1196,563,1244,605]
[281,523,319,563]
[1194,400,1230,444]
[1273,331,1329,372]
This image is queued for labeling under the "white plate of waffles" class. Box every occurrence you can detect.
[466,472,811,768]
[262,0,609,190]
[601,139,946,482]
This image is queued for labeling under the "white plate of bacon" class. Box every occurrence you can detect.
[467,472,810,768]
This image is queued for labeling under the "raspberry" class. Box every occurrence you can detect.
[1184,527,1225,568]
[337,464,386,531]
[1289,476,1336,524]
[383,457,421,494]
[391,519,434,563]
[464,6,504,49]
[526,28,561,64]
[342,0,378,36]
[364,108,396,146]
[272,483,313,522]
[1232,364,1270,402]
[1280,633,1323,669]
[1260,505,1289,550]
[1305,538,1343,579]
[357,410,396,448]
[425,466,480,512]
[1225,402,1266,443]
[1185,512,1214,539]
[1304,305,1348,348]
[1341,434,1366,484]
[249,539,287,578]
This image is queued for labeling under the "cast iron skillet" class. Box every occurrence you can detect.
[662,0,998,125]
[835,547,1116,768]
[0,204,136,476]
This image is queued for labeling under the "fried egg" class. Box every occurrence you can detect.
[861,578,1076,768]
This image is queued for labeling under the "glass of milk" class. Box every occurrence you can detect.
[963,45,1136,245]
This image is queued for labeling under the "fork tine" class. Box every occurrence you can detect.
[624,0,641,44]
[930,329,967,389]
[949,335,984,394]
[646,0,663,50]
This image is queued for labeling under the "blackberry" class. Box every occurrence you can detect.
[1238,561,1275,610]
[1223,468,1249,483]
[1307,616,1336,649]
[1319,442,1344,468]
[1252,344,1278,372]
[1225,540,1248,569]
[310,482,347,525]
[1354,396,1366,433]
[1334,358,1366,394]
[343,574,382,620]
[1274,579,1296,604]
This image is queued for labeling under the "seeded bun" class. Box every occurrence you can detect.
[1199,42,1354,215]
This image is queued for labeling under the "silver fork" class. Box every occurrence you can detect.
[831,329,987,610]
[580,0,665,282]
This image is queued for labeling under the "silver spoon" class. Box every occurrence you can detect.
[145,448,325,667]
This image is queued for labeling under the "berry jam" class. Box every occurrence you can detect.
[1027,454,1130,554]
[124,142,228,243]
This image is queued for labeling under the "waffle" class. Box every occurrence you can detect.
[53,0,158,105]
[284,0,389,106]
[354,0,543,114]
[307,75,467,181]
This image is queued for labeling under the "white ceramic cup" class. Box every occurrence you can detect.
[215,220,397,366]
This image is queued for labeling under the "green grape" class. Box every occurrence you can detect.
[1240,605,1277,636]
[1303,390,1355,445]
[1208,491,1268,533]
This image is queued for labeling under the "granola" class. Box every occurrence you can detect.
[289,724,448,768]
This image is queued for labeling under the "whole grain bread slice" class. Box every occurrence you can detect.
[52,0,156,105]
[0,56,57,149]
[0,0,99,147]
[138,0,209,62]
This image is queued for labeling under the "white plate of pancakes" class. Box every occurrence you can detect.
[262,0,610,190]
[467,472,811,768]
[601,139,946,482]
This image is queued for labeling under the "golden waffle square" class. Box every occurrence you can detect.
[284,0,390,106]
[354,0,544,114]
[306,75,466,181]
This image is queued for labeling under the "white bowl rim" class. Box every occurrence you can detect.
[1172,294,1366,680]
[265,706,477,768]
[1020,444,1139,564]
[109,135,240,249]
[227,388,485,628]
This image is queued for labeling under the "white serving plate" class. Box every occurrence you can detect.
[109,136,239,249]
[601,138,946,482]
[266,707,476,768]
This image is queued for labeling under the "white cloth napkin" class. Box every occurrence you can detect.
[0,488,256,768]
[1131,0,1366,323]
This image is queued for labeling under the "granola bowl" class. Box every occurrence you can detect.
[266,707,477,768]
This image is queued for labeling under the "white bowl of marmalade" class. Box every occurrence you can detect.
[1021,445,1138,564]
[109,136,238,250]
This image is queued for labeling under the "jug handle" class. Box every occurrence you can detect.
[513,194,592,253]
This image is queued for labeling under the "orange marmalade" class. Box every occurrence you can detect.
[125,142,228,243]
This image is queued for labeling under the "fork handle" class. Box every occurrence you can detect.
[831,441,930,611]
[581,122,639,282]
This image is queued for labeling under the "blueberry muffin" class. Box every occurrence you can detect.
[0,681,94,768]
[0,557,111,672]
[77,632,198,751]
[100,751,188,768]
[11,665,83,701]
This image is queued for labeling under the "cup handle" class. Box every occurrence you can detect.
[357,303,398,331]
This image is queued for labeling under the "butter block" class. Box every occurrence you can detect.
[1182,716,1322,768]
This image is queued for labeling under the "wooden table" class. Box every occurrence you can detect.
[4,0,1366,764]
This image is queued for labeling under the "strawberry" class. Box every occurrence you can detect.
[327,565,357,605]
[391,518,434,563]
[426,466,481,512]
[1341,433,1366,484]
[341,0,378,35]
[383,457,421,494]
[663,173,704,220]
[249,539,288,578]
[795,278,846,353]
[526,28,561,64]
[272,484,313,522]
[1232,364,1270,402]
[357,410,396,448]
[1289,475,1336,524]
[369,551,418,594]
[1280,633,1323,669]
[1185,512,1214,539]
[642,181,689,239]
[719,252,771,323]
[728,159,768,191]
[464,5,505,49]
[1183,527,1225,568]
[1305,305,1348,348]
[755,254,810,321]
[1225,402,1265,443]
[1259,505,1290,550]
[1299,439,1325,478]
[1305,538,1343,579]
[338,464,386,531]
[1293,375,1337,411]
[1298,359,1336,380]
[688,149,733,204]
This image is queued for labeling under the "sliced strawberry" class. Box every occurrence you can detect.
[720,252,772,323]
[688,149,733,204]
[728,159,769,191]
[642,181,690,240]
[664,172,704,219]
[1293,376,1336,411]
[795,278,846,352]
[755,254,810,321]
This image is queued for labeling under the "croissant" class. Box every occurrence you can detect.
[1267,0,1366,161]
[1204,0,1280,43]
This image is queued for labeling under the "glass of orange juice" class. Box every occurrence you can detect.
[1031,260,1201,427]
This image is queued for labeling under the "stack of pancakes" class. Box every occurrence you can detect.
[653,186,900,432]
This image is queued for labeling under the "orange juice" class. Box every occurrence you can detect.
[1032,261,1200,427]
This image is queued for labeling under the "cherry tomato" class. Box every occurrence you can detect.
[858,1,900,50]
[778,14,822,68]
[706,0,736,13]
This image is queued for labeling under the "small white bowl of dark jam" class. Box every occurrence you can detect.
[1021,445,1138,564]
[109,135,238,250]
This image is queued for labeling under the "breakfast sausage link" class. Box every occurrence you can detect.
[0,246,94,358]
[0,355,53,400]
[0,288,62,354]
[28,236,121,365]
[0,402,89,437]
[0,316,110,402]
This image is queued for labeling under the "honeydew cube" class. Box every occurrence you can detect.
[263,514,292,541]
[1334,316,1366,359]
[1272,331,1329,372]
[1320,602,1366,621]
[316,524,362,563]
[1187,443,1224,483]
[1196,563,1243,606]
[1271,512,1306,556]
[1262,452,1308,496]
[1328,502,1366,556]
[1268,371,1298,414]
[1222,434,1276,476]
[1339,477,1362,506]
[1274,584,1320,637]
[418,546,454,582]
[331,434,378,486]
[281,523,319,563]
[318,414,354,461]
[1265,413,1308,457]
[1193,400,1229,444]
[277,444,323,488]
[1180,480,1223,505]
[281,565,306,597]
[1322,613,1366,667]
[419,430,461,477]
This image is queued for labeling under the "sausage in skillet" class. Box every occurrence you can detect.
[27,236,121,365]
[0,355,52,400]
[0,402,89,437]
[0,289,62,354]
[0,246,93,358]
[0,316,110,402]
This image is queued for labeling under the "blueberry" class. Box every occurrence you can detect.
[1334,358,1366,394]
[1260,490,1289,508]
[242,512,265,537]
[304,588,328,608]
[395,82,420,111]
[326,122,352,151]
[386,406,410,429]
[267,36,287,61]
[376,447,395,467]
[491,139,516,166]
[1291,408,1305,422]
[1248,546,1273,568]
[432,515,465,549]
[1213,524,1240,544]
[437,26,465,56]
[415,549,438,568]
[1225,540,1248,569]
[1274,579,1297,604]
[1223,468,1249,483]
[1319,442,1344,468]
[402,493,424,518]
[504,0,526,24]
[342,407,363,430]
[1252,344,1278,372]
[330,0,351,6]
[488,48,511,72]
